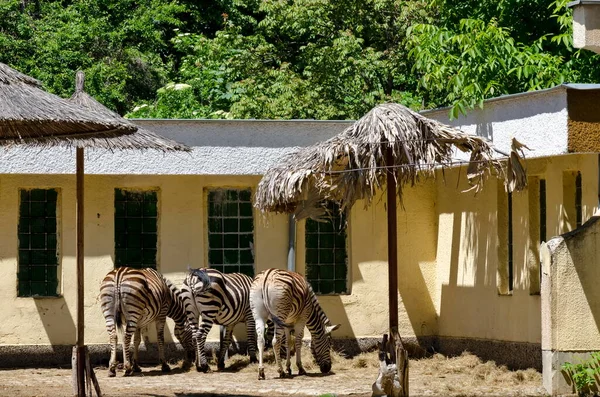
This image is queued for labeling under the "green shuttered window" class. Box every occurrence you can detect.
[207,189,254,277]
[305,202,348,294]
[18,189,59,297]
[115,189,158,269]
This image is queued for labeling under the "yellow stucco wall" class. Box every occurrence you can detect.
[0,174,289,346]
[0,152,596,349]
[434,153,598,344]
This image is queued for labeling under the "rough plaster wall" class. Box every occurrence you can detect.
[567,89,600,153]
[424,88,569,158]
[544,215,600,351]
[0,120,352,175]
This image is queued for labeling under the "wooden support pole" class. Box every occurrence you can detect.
[386,145,398,333]
[72,149,101,397]
[385,145,409,397]
[76,147,85,397]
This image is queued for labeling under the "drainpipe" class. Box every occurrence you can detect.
[287,214,296,272]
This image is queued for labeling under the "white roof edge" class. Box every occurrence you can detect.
[131,118,353,124]
[131,84,600,123]
[421,83,600,116]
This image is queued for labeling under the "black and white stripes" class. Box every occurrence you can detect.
[99,266,195,376]
[250,268,340,380]
[182,267,258,372]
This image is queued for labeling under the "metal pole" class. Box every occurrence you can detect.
[386,146,398,333]
[76,147,85,397]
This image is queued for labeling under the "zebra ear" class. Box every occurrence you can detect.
[326,324,340,334]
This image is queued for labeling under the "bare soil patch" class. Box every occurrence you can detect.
[0,351,548,397]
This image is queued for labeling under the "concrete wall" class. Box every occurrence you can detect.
[542,210,600,395]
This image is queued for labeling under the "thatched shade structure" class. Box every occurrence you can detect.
[255,103,527,217]
[0,63,190,397]
[0,62,137,146]
[69,71,190,152]
[255,103,527,397]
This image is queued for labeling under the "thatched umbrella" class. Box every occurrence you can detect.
[0,63,190,397]
[255,103,527,396]
[66,71,190,396]
[0,62,136,145]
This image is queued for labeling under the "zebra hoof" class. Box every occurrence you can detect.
[133,364,142,373]
[286,368,292,377]
[161,363,171,372]
[217,361,225,371]
[298,367,307,376]
[278,369,288,379]
[258,368,265,380]
[249,356,258,364]
[197,363,210,373]
[181,360,192,371]
[123,369,134,377]
[108,369,116,377]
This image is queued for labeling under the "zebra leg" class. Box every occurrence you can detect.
[294,323,307,376]
[155,317,171,372]
[122,321,136,376]
[284,327,292,376]
[107,322,118,377]
[273,325,287,378]
[132,328,142,373]
[195,319,213,372]
[217,326,234,370]
[245,308,258,364]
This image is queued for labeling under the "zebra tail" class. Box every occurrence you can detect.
[115,280,123,330]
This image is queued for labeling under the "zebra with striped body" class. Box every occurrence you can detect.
[100,266,196,376]
[250,268,340,380]
[182,267,258,372]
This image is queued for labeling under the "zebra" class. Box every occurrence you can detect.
[182,267,259,372]
[100,266,196,376]
[250,268,340,380]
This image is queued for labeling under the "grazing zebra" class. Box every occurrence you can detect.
[250,268,340,380]
[182,267,259,372]
[100,266,196,376]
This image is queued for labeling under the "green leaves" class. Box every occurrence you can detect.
[408,15,576,118]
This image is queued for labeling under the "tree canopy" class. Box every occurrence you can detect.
[1,0,597,119]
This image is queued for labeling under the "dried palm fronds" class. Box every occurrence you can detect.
[69,71,190,152]
[0,63,136,147]
[255,103,527,218]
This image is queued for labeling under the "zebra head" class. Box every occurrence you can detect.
[310,321,341,373]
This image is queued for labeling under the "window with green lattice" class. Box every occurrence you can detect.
[114,189,158,269]
[305,202,348,294]
[207,188,254,277]
[18,188,60,297]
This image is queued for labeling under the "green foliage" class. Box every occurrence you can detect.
[130,0,432,119]
[562,352,600,396]
[406,0,587,118]
[4,0,600,120]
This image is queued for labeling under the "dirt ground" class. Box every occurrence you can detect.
[0,351,549,397]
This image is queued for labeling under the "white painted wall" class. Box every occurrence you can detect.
[424,85,570,159]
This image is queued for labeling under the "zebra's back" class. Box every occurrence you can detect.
[252,268,311,326]
[183,268,253,326]
[100,267,171,329]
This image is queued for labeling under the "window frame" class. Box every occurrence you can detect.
[17,187,61,298]
[205,187,255,277]
[303,201,350,296]
[114,188,160,270]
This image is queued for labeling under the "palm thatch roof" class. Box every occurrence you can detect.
[69,71,190,152]
[0,62,137,147]
[255,103,527,219]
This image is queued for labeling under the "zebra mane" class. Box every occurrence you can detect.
[187,266,212,293]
